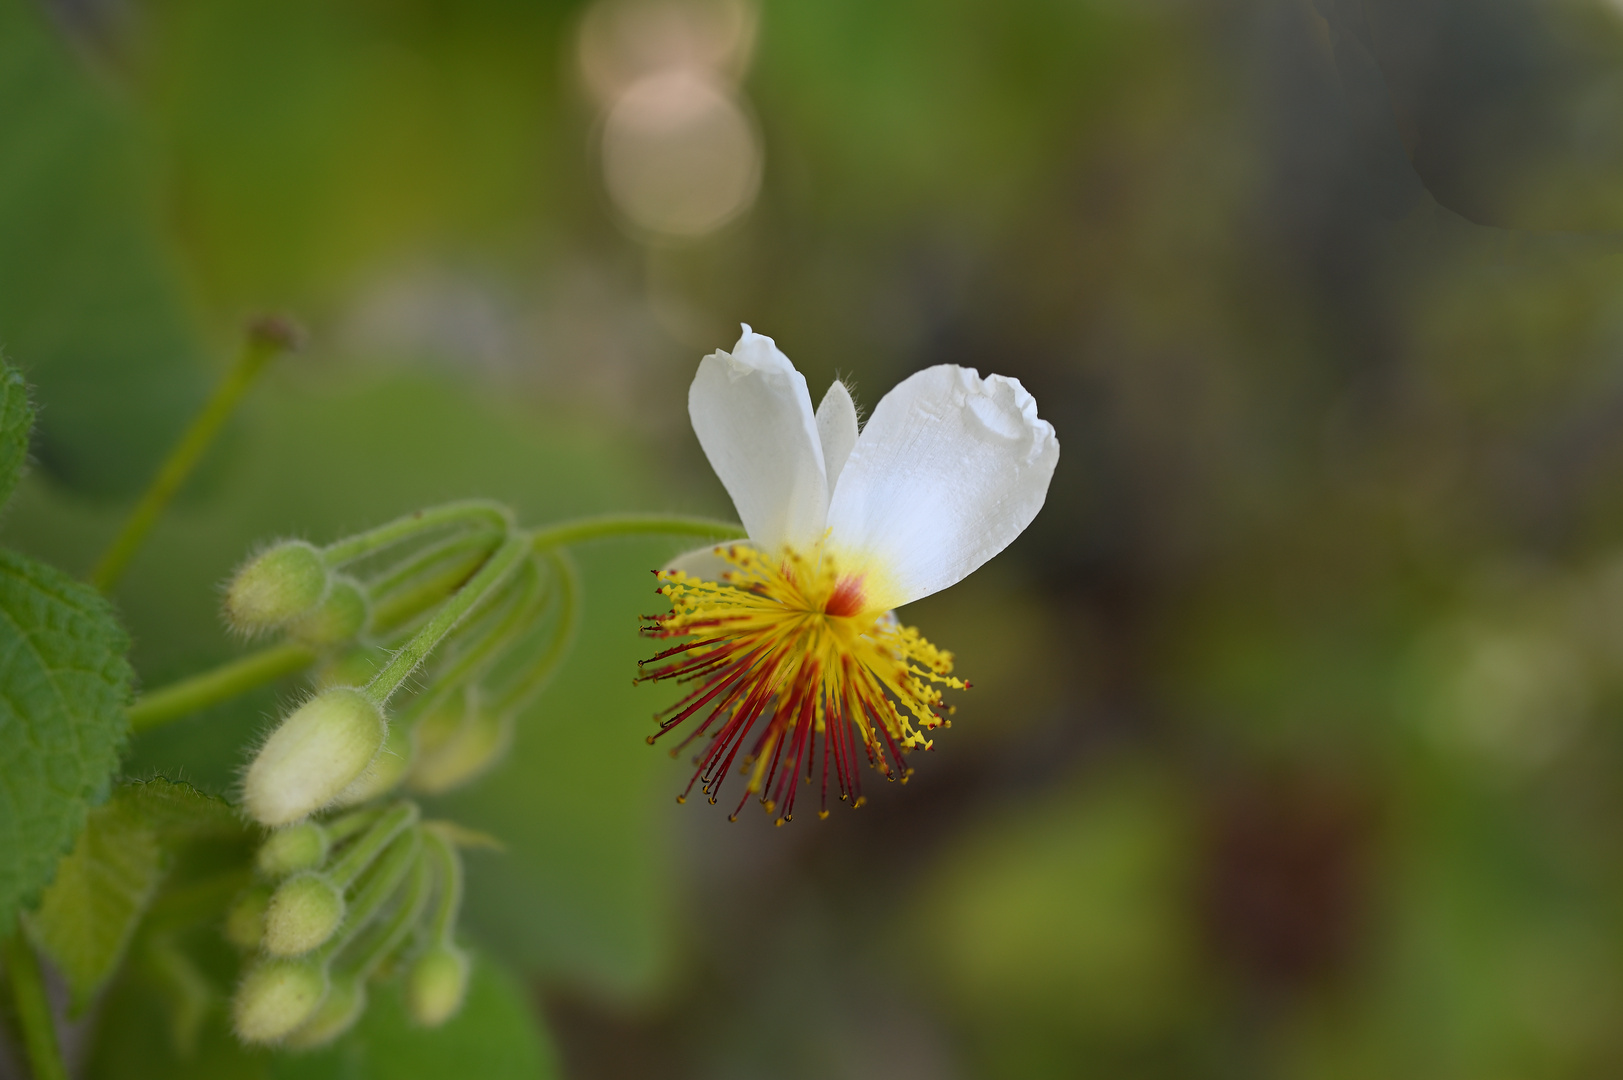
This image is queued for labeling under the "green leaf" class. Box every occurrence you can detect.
[0,354,33,508]
[26,779,242,1012]
[0,0,206,495]
[272,951,560,1080]
[0,548,133,933]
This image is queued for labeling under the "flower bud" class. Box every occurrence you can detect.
[256,823,330,878]
[225,541,329,633]
[405,943,470,1027]
[292,575,370,646]
[224,885,272,951]
[331,720,411,807]
[408,705,512,795]
[283,973,366,1050]
[233,958,329,1044]
[263,873,345,957]
[244,688,387,826]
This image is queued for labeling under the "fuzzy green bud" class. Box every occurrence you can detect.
[292,575,370,646]
[233,958,329,1044]
[244,687,387,826]
[225,541,329,633]
[405,943,470,1027]
[257,823,330,878]
[283,974,366,1050]
[224,885,272,951]
[263,873,346,957]
[332,720,412,807]
[408,705,512,795]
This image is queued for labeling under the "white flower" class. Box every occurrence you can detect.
[641,326,1058,823]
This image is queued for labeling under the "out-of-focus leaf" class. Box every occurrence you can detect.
[27,778,244,1012]
[272,951,559,1080]
[0,0,206,494]
[0,547,132,932]
[911,767,1200,1073]
[0,354,33,507]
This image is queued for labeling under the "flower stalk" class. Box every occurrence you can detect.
[90,318,298,593]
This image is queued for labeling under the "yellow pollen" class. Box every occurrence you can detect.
[639,540,964,822]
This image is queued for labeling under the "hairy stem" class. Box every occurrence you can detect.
[490,551,580,715]
[321,501,511,567]
[364,535,529,707]
[337,854,430,979]
[364,530,502,603]
[317,828,421,964]
[127,641,316,733]
[3,925,66,1080]
[89,324,293,592]
[528,514,744,551]
[328,803,419,890]
[126,514,743,730]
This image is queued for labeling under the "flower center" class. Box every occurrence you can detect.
[638,542,965,823]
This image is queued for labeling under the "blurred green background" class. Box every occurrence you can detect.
[7,0,1623,1075]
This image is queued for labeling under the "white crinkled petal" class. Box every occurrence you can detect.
[826,364,1058,608]
[815,380,860,494]
[688,325,829,551]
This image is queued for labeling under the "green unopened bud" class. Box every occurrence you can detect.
[224,885,272,951]
[408,705,512,795]
[283,973,366,1050]
[405,943,470,1027]
[257,823,330,878]
[225,541,330,634]
[332,721,412,807]
[244,688,387,826]
[263,873,345,957]
[292,575,370,646]
[233,958,329,1044]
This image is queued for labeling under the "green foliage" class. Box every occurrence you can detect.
[26,779,243,1013]
[0,352,134,937]
[0,546,134,933]
[0,0,206,495]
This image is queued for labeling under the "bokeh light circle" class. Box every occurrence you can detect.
[600,68,762,240]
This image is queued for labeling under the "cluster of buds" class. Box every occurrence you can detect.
[228,803,472,1046]
[220,502,581,1047]
[229,502,578,828]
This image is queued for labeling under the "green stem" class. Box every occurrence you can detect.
[367,545,499,639]
[3,925,67,1080]
[321,501,511,567]
[422,830,463,943]
[328,803,418,890]
[527,514,744,551]
[490,551,580,715]
[365,529,502,602]
[364,535,529,707]
[127,641,316,733]
[125,513,740,731]
[409,559,540,719]
[337,855,430,979]
[318,828,421,964]
[321,806,384,848]
[89,326,292,593]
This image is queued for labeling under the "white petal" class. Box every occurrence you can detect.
[663,543,738,582]
[688,325,828,550]
[815,380,859,494]
[825,365,1058,608]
